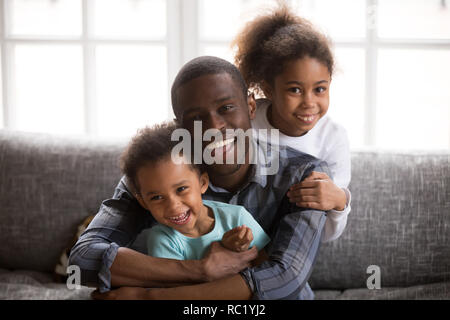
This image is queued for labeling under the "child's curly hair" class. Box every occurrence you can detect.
[120,121,203,194]
[232,3,334,96]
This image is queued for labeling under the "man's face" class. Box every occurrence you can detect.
[174,73,256,178]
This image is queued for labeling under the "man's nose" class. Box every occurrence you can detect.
[204,112,226,131]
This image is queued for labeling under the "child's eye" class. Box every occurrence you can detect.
[177,186,188,193]
[315,86,327,93]
[288,87,302,94]
[150,195,163,201]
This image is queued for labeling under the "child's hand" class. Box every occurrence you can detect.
[287,171,347,211]
[221,225,254,252]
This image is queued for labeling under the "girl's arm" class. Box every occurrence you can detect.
[287,171,347,211]
[286,128,352,242]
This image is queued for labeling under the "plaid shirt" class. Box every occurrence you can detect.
[69,141,329,300]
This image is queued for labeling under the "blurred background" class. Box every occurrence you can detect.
[0,0,449,150]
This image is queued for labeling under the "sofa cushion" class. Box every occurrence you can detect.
[310,150,450,290]
[314,282,450,300]
[0,130,126,272]
[0,269,93,300]
[336,282,450,300]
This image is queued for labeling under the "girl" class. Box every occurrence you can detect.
[232,4,351,242]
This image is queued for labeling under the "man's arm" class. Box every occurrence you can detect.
[93,203,321,300]
[236,161,328,299]
[126,206,324,300]
[69,177,257,291]
[68,177,151,290]
[129,163,328,300]
[240,205,325,299]
[92,274,252,300]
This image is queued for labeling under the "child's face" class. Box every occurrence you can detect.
[265,56,331,137]
[136,159,210,238]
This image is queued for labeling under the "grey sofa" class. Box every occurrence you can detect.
[0,129,449,300]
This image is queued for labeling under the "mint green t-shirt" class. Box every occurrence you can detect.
[146,200,271,260]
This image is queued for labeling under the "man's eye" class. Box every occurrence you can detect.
[150,195,163,201]
[185,115,202,122]
[220,105,234,112]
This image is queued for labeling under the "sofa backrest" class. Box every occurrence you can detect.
[0,130,126,272]
[1,130,449,289]
[309,150,450,289]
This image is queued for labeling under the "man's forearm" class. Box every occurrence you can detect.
[241,208,326,299]
[111,247,207,288]
[146,274,252,300]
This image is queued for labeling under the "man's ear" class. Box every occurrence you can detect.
[247,93,257,120]
[261,81,272,100]
[200,172,209,194]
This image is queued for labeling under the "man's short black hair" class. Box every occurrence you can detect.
[171,56,248,113]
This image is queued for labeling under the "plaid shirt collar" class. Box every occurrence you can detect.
[208,138,273,193]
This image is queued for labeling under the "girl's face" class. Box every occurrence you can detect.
[264,56,331,137]
[136,159,211,238]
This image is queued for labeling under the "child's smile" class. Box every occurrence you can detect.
[295,113,319,125]
[166,209,192,225]
[266,56,331,137]
[135,159,214,238]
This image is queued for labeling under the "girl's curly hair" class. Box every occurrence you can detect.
[232,3,334,96]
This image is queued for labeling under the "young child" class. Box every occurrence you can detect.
[120,122,270,262]
[232,4,351,242]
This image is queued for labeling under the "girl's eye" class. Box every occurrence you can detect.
[315,86,327,93]
[150,195,163,201]
[177,186,188,193]
[289,87,302,94]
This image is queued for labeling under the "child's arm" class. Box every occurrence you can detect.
[221,206,271,253]
[287,171,347,211]
[221,225,253,252]
[287,171,351,242]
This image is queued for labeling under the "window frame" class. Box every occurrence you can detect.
[0,0,449,147]
[0,0,182,135]
[195,0,450,148]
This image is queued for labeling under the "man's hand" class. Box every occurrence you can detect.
[202,241,257,282]
[91,287,150,300]
[287,171,347,211]
[221,225,254,252]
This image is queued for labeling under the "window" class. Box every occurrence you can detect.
[1,0,169,138]
[1,0,449,149]
[197,0,450,150]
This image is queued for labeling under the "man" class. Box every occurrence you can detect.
[69,56,329,299]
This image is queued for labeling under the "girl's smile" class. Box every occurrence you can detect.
[295,113,320,124]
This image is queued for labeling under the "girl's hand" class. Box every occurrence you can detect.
[221,225,254,252]
[287,171,347,211]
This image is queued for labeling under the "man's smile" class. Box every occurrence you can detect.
[205,137,235,157]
